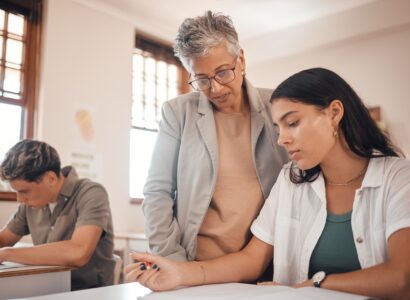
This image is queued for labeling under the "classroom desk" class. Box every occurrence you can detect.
[17,282,371,300]
[0,263,71,300]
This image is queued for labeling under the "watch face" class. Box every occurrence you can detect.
[313,271,326,282]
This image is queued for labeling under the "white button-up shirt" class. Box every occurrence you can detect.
[251,156,410,285]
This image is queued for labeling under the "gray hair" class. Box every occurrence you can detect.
[174,11,241,69]
[0,139,61,182]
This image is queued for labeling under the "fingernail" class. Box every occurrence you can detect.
[139,264,147,271]
[152,264,158,270]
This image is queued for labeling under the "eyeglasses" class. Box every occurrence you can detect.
[189,59,238,91]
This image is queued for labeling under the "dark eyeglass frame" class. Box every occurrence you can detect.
[188,58,238,91]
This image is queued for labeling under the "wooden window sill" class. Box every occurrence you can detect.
[0,191,17,201]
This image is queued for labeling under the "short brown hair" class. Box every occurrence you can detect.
[0,139,61,182]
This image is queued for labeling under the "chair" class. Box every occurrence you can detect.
[113,254,123,285]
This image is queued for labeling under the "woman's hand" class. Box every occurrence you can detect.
[124,252,184,291]
[292,279,313,288]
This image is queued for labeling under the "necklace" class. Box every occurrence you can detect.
[325,166,367,186]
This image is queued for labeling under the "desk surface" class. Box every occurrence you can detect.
[0,262,71,300]
[0,263,70,278]
[18,282,371,300]
[115,232,147,240]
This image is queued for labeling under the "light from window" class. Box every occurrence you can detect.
[0,3,41,198]
[0,9,26,191]
[129,129,157,198]
[0,103,22,161]
[129,49,181,199]
[0,10,25,100]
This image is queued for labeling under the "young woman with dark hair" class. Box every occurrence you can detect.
[125,68,410,300]
[271,68,400,184]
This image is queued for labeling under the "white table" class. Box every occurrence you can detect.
[16,282,371,300]
[0,263,71,300]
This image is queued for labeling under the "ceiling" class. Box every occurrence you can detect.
[74,0,410,65]
[77,0,376,42]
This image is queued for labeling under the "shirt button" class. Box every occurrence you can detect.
[50,226,54,230]
[356,237,363,243]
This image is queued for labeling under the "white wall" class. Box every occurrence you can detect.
[246,24,410,157]
[36,0,143,233]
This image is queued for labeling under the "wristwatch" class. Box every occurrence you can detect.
[312,271,326,288]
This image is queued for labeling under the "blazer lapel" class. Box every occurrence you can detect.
[246,79,265,154]
[250,111,264,154]
[196,92,218,173]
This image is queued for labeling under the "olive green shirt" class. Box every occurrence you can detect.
[7,166,115,290]
[308,210,361,278]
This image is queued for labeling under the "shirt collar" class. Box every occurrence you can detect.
[361,157,384,188]
[310,172,327,204]
[310,157,385,201]
[58,166,79,199]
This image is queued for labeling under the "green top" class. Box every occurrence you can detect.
[308,210,361,278]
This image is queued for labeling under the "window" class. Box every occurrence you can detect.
[129,37,189,203]
[0,0,42,200]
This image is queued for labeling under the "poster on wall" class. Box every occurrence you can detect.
[68,151,103,183]
[67,103,103,183]
[72,103,96,145]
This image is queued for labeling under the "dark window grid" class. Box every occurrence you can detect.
[0,10,26,103]
[1,1,41,202]
[0,10,26,139]
[132,53,175,131]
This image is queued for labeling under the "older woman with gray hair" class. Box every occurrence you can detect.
[136,11,287,273]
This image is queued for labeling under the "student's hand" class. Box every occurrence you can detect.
[124,252,184,291]
[0,247,11,264]
[0,249,5,264]
[292,279,313,288]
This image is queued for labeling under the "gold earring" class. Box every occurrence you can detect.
[241,70,246,76]
[333,130,338,138]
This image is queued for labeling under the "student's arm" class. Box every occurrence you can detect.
[0,225,102,267]
[298,227,409,300]
[142,101,187,261]
[124,236,273,291]
[0,227,22,248]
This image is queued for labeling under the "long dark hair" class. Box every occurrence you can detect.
[271,68,402,184]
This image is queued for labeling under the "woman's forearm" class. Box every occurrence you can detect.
[322,261,410,300]
[180,237,273,286]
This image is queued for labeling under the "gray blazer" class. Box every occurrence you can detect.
[142,79,288,261]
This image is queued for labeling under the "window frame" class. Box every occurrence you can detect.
[130,35,189,204]
[0,0,43,201]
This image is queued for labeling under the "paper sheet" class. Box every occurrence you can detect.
[140,283,293,300]
[139,283,372,300]
[0,261,27,270]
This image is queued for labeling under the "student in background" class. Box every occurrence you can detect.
[125,68,410,300]
[0,139,115,290]
[141,10,287,276]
